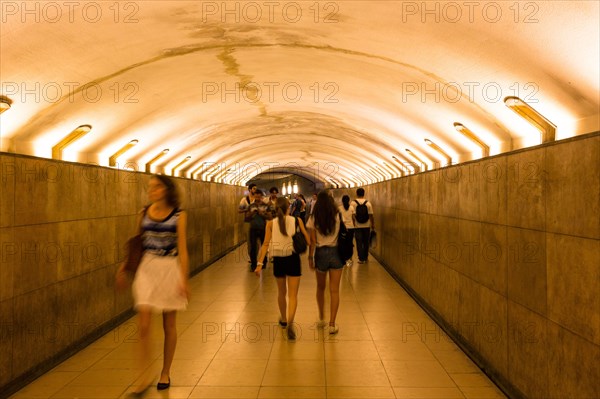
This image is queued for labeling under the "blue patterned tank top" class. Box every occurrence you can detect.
[141,207,180,256]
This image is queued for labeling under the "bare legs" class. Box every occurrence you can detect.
[277,276,301,335]
[315,268,343,327]
[160,311,177,384]
[133,309,177,391]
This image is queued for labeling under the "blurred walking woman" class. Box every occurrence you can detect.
[255,197,309,340]
[116,174,189,395]
[306,191,343,334]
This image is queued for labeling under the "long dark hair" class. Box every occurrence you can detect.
[276,197,290,236]
[342,195,350,210]
[152,174,181,208]
[313,191,337,236]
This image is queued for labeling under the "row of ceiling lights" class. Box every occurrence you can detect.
[0,95,555,187]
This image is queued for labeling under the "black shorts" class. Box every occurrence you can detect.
[273,253,301,277]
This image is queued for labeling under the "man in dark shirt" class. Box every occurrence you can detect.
[247,190,269,271]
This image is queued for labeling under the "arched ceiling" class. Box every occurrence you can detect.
[1,1,598,186]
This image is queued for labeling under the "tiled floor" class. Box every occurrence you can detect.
[9,246,508,399]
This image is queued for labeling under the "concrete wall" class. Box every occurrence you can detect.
[337,132,599,399]
[0,154,245,392]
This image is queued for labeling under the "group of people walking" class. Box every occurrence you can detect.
[114,175,374,396]
[240,184,375,340]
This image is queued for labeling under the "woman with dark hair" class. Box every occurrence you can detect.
[116,174,189,395]
[255,197,309,340]
[298,194,307,221]
[338,195,356,267]
[306,191,344,334]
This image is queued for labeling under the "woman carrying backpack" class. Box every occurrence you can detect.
[254,197,310,340]
[338,195,356,266]
[306,191,344,334]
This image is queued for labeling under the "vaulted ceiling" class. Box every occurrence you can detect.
[1,1,598,186]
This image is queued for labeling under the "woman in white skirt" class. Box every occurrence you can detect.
[116,174,189,395]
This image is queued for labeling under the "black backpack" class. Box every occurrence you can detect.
[337,214,353,262]
[354,200,369,223]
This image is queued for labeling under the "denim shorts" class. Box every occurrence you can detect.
[314,246,344,273]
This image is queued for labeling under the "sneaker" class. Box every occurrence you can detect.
[287,325,296,341]
[357,260,366,264]
[329,324,339,335]
[316,320,327,329]
[345,260,353,267]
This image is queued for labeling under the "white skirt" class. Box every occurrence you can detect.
[132,253,188,312]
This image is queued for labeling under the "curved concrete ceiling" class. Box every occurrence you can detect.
[1,1,598,186]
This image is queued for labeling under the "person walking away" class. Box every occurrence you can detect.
[306,191,344,335]
[352,188,375,264]
[338,195,356,267]
[254,197,309,340]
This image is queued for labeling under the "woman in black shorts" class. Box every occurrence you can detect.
[255,197,310,340]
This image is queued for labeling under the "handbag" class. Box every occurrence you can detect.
[123,234,143,275]
[123,207,147,275]
[292,217,308,254]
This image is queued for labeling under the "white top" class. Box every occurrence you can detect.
[270,216,296,257]
[238,195,252,211]
[306,214,340,248]
[353,199,374,228]
[239,195,269,210]
[338,204,355,229]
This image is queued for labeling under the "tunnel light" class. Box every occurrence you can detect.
[504,96,556,143]
[0,97,12,114]
[340,178,353,188]
[145,149,169,173]
[382,161,401,178]
[377,166,392,180]
[172,156,192,176]
[405,149,428,172]
[109,139,138,167]
[425,139,452,166]
[454,123,490,157]
[393,155,418,174]
[51,124,92,160]
[190,163,205,180]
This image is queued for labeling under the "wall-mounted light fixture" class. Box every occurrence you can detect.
[377,166,392,180]
[424,138,452,166]
[504,96,556,143]
[405,149,428,171]
[287,182,292,195]
[292,182,298,194]
[51,124,92,160]
[0,96,12,114]
[454,123,489,157]
[145,149,169,173]
[393,155,418,174]
[383,161,402,178]
[282,185,287,195]
[189,162,205,180]
[109,139,138,167]
[172,156,192,176]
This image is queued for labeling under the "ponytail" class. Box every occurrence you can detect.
[276,197,290,236]
[342,195,350,211]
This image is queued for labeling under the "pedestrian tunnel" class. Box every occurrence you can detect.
[1,2,599,398]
